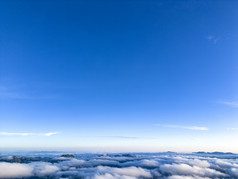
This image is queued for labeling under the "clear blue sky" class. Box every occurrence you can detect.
[0,0,238,152]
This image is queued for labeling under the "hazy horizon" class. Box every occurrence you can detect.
[0,147,237,154]
[1,151,238,178]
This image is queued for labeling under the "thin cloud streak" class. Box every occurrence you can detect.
[0,132,59,137]
[154,124,208,131]
[207,35,219,44]
[0,86,57,100]
[227,128,238,131]
[102,136,156,139]
[221,101,238,108]
[82,136,156,140]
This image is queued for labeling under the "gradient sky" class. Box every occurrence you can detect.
[0,0,238,152]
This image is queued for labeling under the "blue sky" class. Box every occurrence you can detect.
[0,0,238,152]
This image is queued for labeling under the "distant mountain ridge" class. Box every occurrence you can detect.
[194,151,235,155]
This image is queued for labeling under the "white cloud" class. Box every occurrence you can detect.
[141,159,159,167]
[40,132,59,136]
[188,159,210,168]
[0,132,59,137]
[96,166,152,178]
[154,124,208,131]
[0,162,33,178]
[94,173,137,179]
[0,132,33,136]
[30,162,59,177]
[57,159,85,170]
[160,163,226,177]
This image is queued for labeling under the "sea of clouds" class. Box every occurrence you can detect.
[0,152,238,178]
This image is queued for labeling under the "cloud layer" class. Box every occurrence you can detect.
[0,152,238,178]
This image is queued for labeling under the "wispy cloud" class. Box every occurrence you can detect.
[0,132,59,137]
[154,124,208,131]
[227,128,238,131]
[82,136,156,140]
[105,136,142,139]
[41,132,59,136]
[221,101,238,108]
[102,136,155,139]
[0,85,57,100]
[0,87,30,99]
[207,36,219,44]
